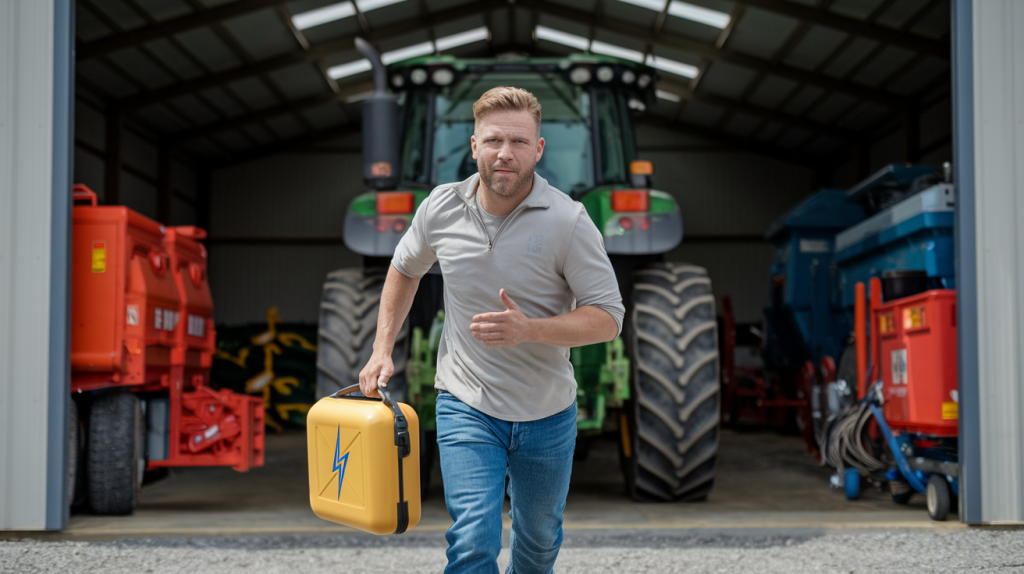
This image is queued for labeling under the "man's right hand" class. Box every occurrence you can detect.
[358,351,394,398]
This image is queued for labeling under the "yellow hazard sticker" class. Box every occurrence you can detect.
[942,401,959,420]
[91,241,106,273]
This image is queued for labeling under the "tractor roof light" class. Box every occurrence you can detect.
[410,68,428,85]
[377,191,415,214]
[391,73,405,88]
[621,69,636,84]
[432,67,454,86]
[569,67,592,84]
[596,66,614,82]
[637,73,652,89]
[611,190,649,212]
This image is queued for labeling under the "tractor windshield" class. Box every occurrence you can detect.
[400,71,635,196]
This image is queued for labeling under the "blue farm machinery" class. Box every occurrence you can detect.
[721,163,960,520]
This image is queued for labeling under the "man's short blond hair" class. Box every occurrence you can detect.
[473,86,542,129]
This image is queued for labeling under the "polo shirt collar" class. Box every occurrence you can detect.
[455,172,551,209]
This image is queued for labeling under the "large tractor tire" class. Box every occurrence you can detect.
[87,392,144,515]
[622,262,720,501]
[317,268,409,401]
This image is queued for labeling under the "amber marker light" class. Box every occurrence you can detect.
[611,190,649,212]
[377,192,414,214]
[630,160,653,175]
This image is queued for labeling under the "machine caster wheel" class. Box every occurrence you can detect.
[890,479,913,504]
[926,475,951,521]
[844,468,860,500]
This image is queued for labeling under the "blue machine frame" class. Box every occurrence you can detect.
[763,164,956,370]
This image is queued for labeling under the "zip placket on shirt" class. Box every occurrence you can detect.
[460,193,544,252]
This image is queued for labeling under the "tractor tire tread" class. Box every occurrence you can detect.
[626,262,720,502]
[317,267,409,401]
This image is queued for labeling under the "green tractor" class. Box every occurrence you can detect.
[316,40,719,502]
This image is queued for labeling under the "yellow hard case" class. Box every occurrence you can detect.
[306,385,420,535]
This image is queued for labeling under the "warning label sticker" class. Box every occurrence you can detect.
[187,314,205,337]
[942,401,959,420]
[92,241,106,273]
[890,349,908,385]
[127,305,139,326]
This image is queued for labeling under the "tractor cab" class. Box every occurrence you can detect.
[343,54,681,257]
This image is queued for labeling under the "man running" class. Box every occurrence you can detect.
[359,86,624,574]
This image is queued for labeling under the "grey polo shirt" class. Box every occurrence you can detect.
[391,172,625,421]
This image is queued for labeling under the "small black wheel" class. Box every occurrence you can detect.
[926,474,951,521]
[890,479,913,504]
[87,392,144,515]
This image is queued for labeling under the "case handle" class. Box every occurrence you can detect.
[332,384,410,456]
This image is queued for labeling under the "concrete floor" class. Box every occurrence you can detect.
[48,426,957,539]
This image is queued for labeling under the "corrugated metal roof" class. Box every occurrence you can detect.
[74,0,953,169]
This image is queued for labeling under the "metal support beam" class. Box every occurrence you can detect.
[518,0,908,110]
[733,0,948,59]
[78,0,282,60]
[118,0,496,111]
[104,108,122,205]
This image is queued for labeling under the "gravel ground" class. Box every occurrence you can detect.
[3,529,1024,573]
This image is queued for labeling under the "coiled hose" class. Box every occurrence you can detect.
[819,400,887,476]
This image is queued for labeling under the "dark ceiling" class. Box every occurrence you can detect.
[74,0,952,176]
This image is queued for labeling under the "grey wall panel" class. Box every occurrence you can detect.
[120,172,158,219]
[122,130,158,177]
[953,0,981,525]
[0,0,71,530]
[646,150,813,237]
[211,153,364,238]
[208,244,361,326]
[920,142,953,166]
[666,241,776,323]
[920,96,952,150]
[173,162,198,200]
[869,130,903,171]
[73,145,106,199]
[969,0,1024,524]
[171,197,197,226]
[74,99,104,151]
[208,153,366,325]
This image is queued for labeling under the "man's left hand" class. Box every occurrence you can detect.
[470,289,532,346]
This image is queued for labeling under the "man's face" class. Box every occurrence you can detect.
[471,109,545,198]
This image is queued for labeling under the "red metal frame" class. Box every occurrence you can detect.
[720,295,820,453]
[71,184,264,472]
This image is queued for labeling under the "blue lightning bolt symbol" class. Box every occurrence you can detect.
[333,425,349,500]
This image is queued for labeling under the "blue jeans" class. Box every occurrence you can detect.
[436,391,576,574]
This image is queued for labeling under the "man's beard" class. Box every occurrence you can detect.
[479,160,535,198]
